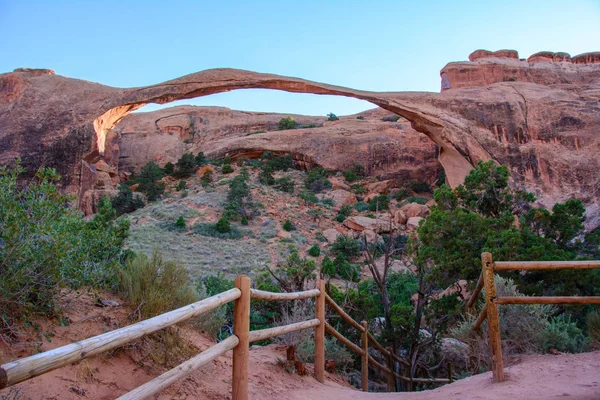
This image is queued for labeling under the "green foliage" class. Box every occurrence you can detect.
[335,214,346,222]
[296,337,353,371]
[173,153,197,178]
[403,196,427,205]
[195,152,206,166]
[304,167,331,193]
[394,188,410,202]
[0,162,129,328]
[586,310,600,342]
[269,252,317,292]
[540,314,590,353]
[258,168,275,185]
[200,169,213,188]
[283,220,294,232]
[176,180,186,191]
[175,216,186,229]
[216,217,231,233]
[193,221,243,239]
[117,251,197,319]
[278,117,296,130]
[330,234,361,260]
[163,162,174,175]
[327,112,339,121]
[274,176,295,193]
[112,183,145,215]
[298,191,318,204]
[138,161,165,201]
[368,194,389,211]
[241,215,249,225]
[320,198,335,207]
[410,180,431,193]
[356,116,365,120]
[308,244,321,257]
[221,164,234,174]
[350,183,366,194]
[315,232,327,242]
[353,201,370,212]
[264,154,294,171]
[342,163,365,182]
[381,115,401,122]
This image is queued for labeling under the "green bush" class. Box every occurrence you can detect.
[381,115,401,122]
[200,169,213,187]
[241,215,249,225]
[216,217,231,233]
[0,163,129,328]
[265,154,294,171]
[410,180,431,193]
[195,152,206,166]
[222,164,234,174]
[283,220,294,232]
[315,232,327,242]
[299,191,318,204]
[175,216,186,229]
[540,314,590,353]
[338,204,353,218]
[112,183,145,215]
[335,214,346,222]
[330,235,361,260]
[305,168,331,193]
[176,180,186,191]
[320,198,335,207]
[342,163,365,183]
[117,251,197,319]
[308,244,321,257]
[353,202,370,212]
[274,176,295,193]
[587,310,600,343]
[368,194,390,211]
[193,221,243,240]
[404,196,427,205]
[356,116,365,120]
[327,112,339,121]
[394,188,410,202]
[138,161,165,201]
[278,117,296,130]
[173,153,197,178]
[163,162,175,175]
[259,168,275,185]
[351,183,366,194]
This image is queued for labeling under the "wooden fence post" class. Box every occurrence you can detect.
[481,252,505,382]
[232,275,251,400]
[361,321,369,392]
[385,347,395,392]
[314,279,325,383]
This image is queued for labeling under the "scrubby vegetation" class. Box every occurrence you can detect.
[278,117,296,130]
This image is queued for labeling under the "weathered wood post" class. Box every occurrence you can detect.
[481,252,505,382]
[361,320,369,392]
[448,362,453,383]
[232,275,251,400]
[385,347,395,392]
[314,279,326,383]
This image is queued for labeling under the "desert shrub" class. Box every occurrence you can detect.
[381,115,401,122]
[308,244,321,257]
[342,163,365,182]
[265,155,294,171]
[540,315,590,353]
[394,188,410,202]
[335,214,346,223]
[403,196,427,205]
[274,176,295,193]
[176,180,186,191]
[193,221,243,240]
[305,167,331,193]
[330,235,361,260]
[195,152,206,166]
[297,123,318,129]
[200,169,213,187]
[299,191,318,204]
[327,112,339,121]
[410,180,431,193]
[351,183,366,194]
[353,201,370,212]
[112,183,145,215]
[163,162,175,175]
[117,251,197,319]
[338,204,353,218]
[315,232,327,242]
[320,198,335,207]
[278,117,296,130]
[250,130,267,134]
[0,164,129,332]
[283,220,295,232]
[297,337,353,371]
[173,153,197,178]
[175,216,186,229]
[259,168,275,185]
[587,310,600,344]
[192,277,232,339]
[368,194,390,211]
[221,164,234,174]
[216,217,231,233]
[356,115,365,120]
[241,215,249,225]
[138,161,165,201]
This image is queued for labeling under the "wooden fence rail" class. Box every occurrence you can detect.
[472,253,600,383]
[0,276,453,398]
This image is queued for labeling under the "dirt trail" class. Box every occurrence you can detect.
[289,351,600,400]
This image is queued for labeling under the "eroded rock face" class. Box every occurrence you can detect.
[1,52,599,228]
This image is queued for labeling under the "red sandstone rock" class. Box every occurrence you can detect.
[327,190,357,207]
[406,216,424,231]
[399,203,431,219]
[366,180,394,194]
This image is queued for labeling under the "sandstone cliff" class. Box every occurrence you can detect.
[1,49,599,227]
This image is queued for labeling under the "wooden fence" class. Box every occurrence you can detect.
[0,276,450,399]
[469,252,600,382]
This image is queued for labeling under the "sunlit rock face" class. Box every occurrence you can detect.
[1,49,599,228]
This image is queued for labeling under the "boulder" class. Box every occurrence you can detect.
[344,215,394,233]
[440,338,470,371]
[277,230,292,239]
[328,189,357,207]
[406,216,423,231]
[329,177,351,191]
[394,209,408,225]
[366,180,394,194]
[400,202,431,218]
[322,228,340,243]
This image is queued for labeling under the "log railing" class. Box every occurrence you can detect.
[472,252,600,383]
[0,276,453,398]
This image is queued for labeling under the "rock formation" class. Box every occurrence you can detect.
[1,49,599,227]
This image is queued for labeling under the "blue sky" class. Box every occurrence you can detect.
[1,0,599,115]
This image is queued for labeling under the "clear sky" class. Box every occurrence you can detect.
[1,0,599,115]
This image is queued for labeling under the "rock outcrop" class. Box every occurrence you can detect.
[1,49,599,228]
